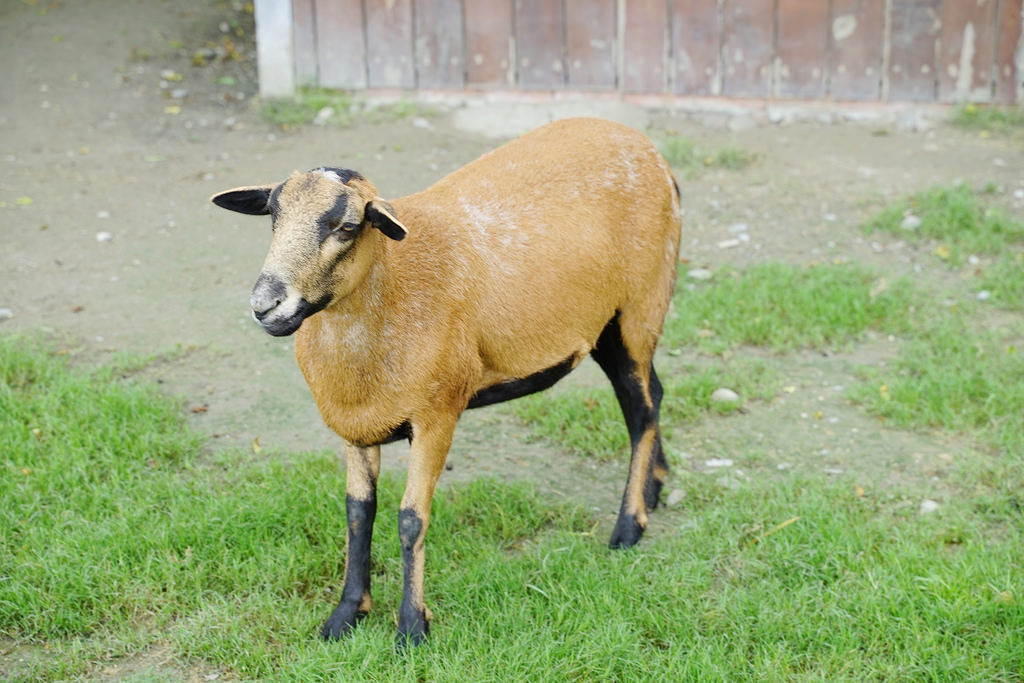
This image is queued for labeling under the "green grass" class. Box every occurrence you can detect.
[851,313,1024,454]
[262,88,353,127]
[514,360,776,461]
[664,262,919,354]
[979,252,1024,311]
[3,335,1021,680]
[262,88,433,129]
[864,183,1024,310]
[951,103,1024,136]
[660,136,756,177]
[864,183,1024,266]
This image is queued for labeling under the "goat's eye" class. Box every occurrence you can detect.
[326,219,360,241]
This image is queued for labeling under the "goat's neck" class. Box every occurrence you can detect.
[302,236,391,357]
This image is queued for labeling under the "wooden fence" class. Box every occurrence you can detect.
[255,0,1024,103]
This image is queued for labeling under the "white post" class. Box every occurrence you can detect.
[255,0,296,98]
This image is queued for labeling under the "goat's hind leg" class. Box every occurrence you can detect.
[322,444,381,640]
[591,315,668,549]
[643,367,669,512]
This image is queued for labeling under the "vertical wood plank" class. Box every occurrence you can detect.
[938,0,997,101]
[415,0,465,89]
[365,0,415,88]
[315,0,366,89]
[776,0,829,98]
[888,0,940,102]
[292,0,317,86]
[623,0,668,93]
[830,0,884,101]
[995,0,1023,103]
[671,0,722,96]
[465,0,514,87]
[255,0,296,97]
[721,0,774,98]
[566,0,616,89]
[515,0,566,89]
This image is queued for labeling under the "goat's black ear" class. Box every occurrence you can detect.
[210,185,275,216]
[364,199,409,241]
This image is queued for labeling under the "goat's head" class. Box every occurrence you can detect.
[211,168,408,336]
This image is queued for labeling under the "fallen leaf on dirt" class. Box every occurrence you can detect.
[855,484,865,497]
[190,404,208,414]
[252,437,261,454]
[164,105,181,115]
[16,196,33,206]
[935,244,952,260]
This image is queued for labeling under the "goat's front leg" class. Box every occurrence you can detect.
[396,415,456,647]
[322,443,381,640]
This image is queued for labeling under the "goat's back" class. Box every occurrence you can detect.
[391,117,681,383]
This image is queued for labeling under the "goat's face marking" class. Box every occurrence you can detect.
[212,168,408,336]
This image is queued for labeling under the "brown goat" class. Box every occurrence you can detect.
[211,117,682,646]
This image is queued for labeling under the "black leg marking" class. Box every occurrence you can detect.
[467,354,576,409]
[591,314,669,549]
[643,367,668,511]
[591,316,650,452]
[396,508,429,647]
[321,494,377,640]
[643,438,669,511]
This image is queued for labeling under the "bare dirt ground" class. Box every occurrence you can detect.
[2,1,1023,678]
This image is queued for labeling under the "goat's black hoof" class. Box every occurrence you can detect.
[395,624,429,650]
[395,628,428,650]
[609,513,645,550]
[320,602,366,641]
[395,609,430,649]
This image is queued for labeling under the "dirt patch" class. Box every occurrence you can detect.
[2,0,1023,675]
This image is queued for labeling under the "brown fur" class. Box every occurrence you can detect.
[297,120,679,443]
[213,117,682,644]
